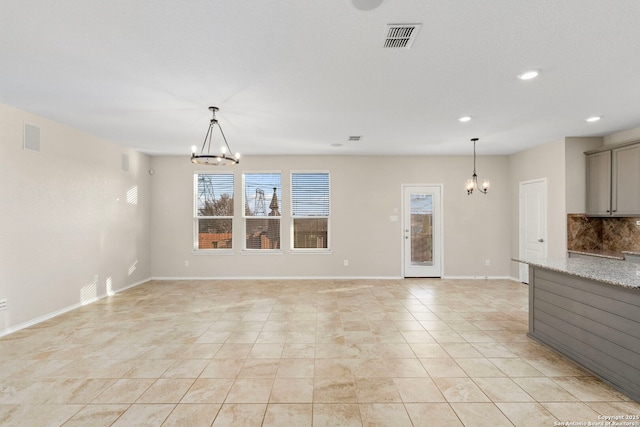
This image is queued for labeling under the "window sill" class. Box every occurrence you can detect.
[193,250,235,256]
[192,249,332,255]
[241,250,284,255]
[289,250,333,255]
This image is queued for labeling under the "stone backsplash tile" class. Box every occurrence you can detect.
[567,214,602,251]
[603,217,640,252]
[568,214,640,254]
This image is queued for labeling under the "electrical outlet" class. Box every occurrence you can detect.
[184,260,189,267]
[94,274,99,284]
[0,299,7,310]
[636,220,640,226]
[344,259,349,266]
[485,259,491,267]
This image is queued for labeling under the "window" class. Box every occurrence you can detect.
[194,173,234,250]
[291,172,330,249]
[243,172,282,250]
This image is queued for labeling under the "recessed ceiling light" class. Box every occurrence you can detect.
[518,69,540,80]
[586,116,602,122]
[458,116,472,122]
[352,0,384,11]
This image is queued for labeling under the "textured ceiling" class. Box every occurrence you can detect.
[2,0,640,156]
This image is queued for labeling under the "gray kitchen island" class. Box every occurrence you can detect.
[514,256,640,402]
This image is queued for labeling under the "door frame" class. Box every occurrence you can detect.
[402,184,444,278]
[518,178,548,283]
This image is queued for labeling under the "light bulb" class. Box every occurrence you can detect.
[191,145,197,153]
[465,178,476,191]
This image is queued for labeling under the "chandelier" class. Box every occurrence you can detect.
[465,138,490,195]
[191,106,240,165]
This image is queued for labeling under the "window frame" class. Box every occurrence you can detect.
[242,171,283,252]
[193,171,235,253]
[290,170,331,253]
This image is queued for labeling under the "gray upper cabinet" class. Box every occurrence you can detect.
[586,141,640,217]
[586,150,611,216]
[612,144,640,216]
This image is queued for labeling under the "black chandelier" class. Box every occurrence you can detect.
[464,138,490,195]
[191,106,240,166]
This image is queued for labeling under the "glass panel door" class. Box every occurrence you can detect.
[410,193,433,266]
[403,185,442,277]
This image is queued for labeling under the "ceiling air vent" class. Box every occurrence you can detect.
[384,23,421,49]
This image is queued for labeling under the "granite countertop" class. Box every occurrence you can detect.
[513,257,640,290]
[567,249,625,260]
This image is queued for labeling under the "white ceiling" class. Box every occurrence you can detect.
[2,0,640,156]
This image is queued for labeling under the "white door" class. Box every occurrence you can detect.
[403,185,442,277]
[519,179,547,283]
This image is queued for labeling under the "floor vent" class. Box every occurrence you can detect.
[384,24,421,49]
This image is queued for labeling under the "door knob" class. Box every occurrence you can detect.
[538,238,544,243]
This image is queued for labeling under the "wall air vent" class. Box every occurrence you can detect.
[384,23,421,49]
[23,123,41,152]
[122,154,129,172]
[348,136,362,142]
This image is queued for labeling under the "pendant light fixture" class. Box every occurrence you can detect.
[191,106,240,165]
[465,138,490,195]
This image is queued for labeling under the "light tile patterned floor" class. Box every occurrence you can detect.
[0,278,638,426]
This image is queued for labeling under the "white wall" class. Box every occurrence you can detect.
[149,154,511,279]
[0,103,151,335]
[508,139,566,278]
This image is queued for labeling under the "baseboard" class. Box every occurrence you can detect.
[0,277,151,338]
[150,275,517,281]
[150,276,404,281]
[442,275,515,280]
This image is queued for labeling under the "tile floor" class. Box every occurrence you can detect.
[0,278,638,426]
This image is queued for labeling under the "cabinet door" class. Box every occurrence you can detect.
[586,150,611,216]
[612,144,640,216]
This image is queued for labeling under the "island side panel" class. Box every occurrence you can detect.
[528,265,535,335]
[528,266,640,402]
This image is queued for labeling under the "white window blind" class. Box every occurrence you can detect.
[292,173,330,217]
